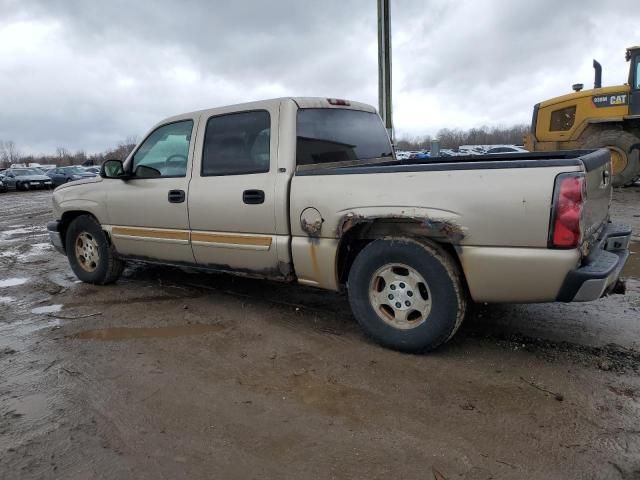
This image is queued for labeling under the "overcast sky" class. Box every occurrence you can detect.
[1,0,639,154]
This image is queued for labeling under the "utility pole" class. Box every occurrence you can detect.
[377,0,394,142]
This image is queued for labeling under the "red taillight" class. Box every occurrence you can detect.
[550,174,585,248]
[327,98,350,106]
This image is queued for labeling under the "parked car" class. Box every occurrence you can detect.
[485,145,529,154]
[409,151,430,159]
[0,177,7,193]
[48,97,630,353]
[47,166,96,187]
[2,168,53,190]
[83,166,101,175]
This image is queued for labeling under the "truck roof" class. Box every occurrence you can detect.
[159,97,377,126]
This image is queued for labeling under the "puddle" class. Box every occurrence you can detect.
[0,296,15,305]
[31,304,63,314]
[0,278,28,288]
[71,324,224,341]
[623,241,639,279]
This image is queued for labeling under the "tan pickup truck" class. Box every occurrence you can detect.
[48,97,632,352]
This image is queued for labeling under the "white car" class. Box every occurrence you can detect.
[485,145,529,154]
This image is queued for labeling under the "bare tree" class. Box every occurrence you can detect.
[0,140,22,167]
[397,124,530,151]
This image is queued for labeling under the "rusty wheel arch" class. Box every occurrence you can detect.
[335,217,466,287]
[59,211,109,247]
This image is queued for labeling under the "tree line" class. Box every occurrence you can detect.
[1,124,531,168]
[0,137,138,169]
[395,124,529,151]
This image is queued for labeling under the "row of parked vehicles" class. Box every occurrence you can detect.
[0,165,100,192]
[396,144,529,160]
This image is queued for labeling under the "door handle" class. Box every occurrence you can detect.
[243,189,265,204]
[168,189,186,203]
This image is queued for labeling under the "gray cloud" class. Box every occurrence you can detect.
[0,0,638,153]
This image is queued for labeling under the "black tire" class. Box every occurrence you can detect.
[65,215,124,284]
[582,129,640,187]
[347,238,467,353]
[17,182,28,191]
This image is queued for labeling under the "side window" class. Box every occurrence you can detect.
[549,106,576,132]
[635,59,640,89]
[131,120,193,178]
[201,110,271,176]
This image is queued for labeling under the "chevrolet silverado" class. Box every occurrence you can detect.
[48,97,632,352]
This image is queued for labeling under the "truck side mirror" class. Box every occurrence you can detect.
[100,159,127,179]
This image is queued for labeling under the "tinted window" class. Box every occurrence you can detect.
[14,168,41,176]
[132,120,193,178]
[549,106,576,132]
[201,111,271,176]
[635,59,640,89]
[63,166,85,174]
[296,109,392,166]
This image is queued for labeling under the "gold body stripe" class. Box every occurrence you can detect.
[111,226,271,247]
[112,226,190,241]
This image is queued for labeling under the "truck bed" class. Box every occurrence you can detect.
[295,149,609,176]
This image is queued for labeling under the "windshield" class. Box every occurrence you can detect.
[296,109,393,167]
[64,166,86,174]
[13,168,42,176]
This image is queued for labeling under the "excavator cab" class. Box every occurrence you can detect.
[526,46,640,187]
[628,46,640,115]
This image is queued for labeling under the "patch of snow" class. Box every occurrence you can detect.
[0,296,15,304]
[31,304,63,314]
[0,226,46,238]
[0,278,28,288]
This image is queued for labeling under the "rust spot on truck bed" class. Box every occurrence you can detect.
[337,213,466,243]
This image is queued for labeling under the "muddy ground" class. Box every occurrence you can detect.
[1,186,639,479]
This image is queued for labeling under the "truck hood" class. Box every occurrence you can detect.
[54,175,102,191]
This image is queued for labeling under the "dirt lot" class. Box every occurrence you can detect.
[1,186,639,479]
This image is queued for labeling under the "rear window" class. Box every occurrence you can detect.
[296,109,392,166]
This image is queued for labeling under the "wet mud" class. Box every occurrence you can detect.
[1,188,640,479]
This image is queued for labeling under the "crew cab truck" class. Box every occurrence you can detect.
[48,97,632,352]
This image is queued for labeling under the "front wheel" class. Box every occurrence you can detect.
[17,182,29,191]
[347,238,467,353]
[65,215,124,284]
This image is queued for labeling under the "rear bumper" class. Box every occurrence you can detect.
[47,220,65,255]
[556,223,631,302]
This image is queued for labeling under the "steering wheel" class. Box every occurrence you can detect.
[165,154,187,167]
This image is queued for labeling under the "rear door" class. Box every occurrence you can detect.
[188,106,283,277]
[104,118,197,264]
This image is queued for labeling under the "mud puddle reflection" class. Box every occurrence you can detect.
[71,324,224,341]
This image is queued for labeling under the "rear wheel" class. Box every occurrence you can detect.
[65,215,124,284]
[347,238,467,353]
[582,129,640,187]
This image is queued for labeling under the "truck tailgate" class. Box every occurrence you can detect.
[581,149,612,248]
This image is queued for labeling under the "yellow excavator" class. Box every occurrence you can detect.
[525,46,640,186]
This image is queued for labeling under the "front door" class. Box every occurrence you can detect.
[104,118,197,264]
[188,108,283,277]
